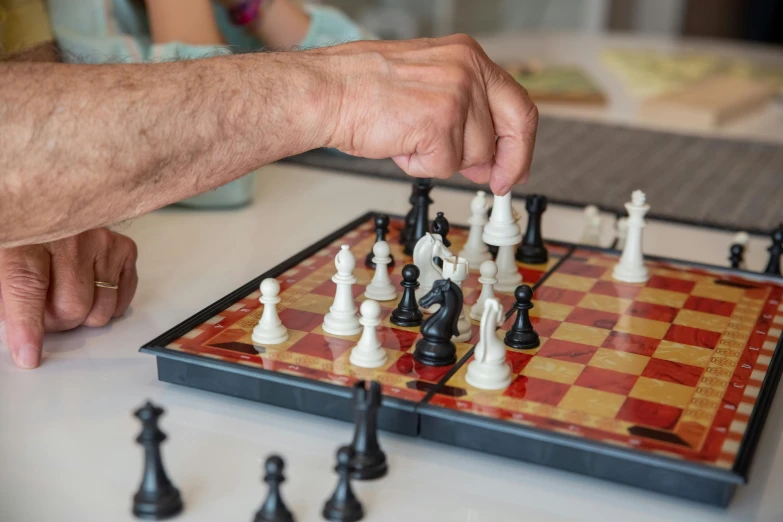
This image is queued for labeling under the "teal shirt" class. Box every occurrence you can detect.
[48,0,373,63]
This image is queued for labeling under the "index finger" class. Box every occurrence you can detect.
[484,67,539,196]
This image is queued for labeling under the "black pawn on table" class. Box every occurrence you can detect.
[516,194,548,264]
[414,279,463,366]
[322,446,364,522]
[254,455,294,522]
[403,178,433,256]
[729,243,745,270]
[764,224,783,276]
[391,264,423,327]
[399,182,418,246]
[349,381,387,480]
[132,401,183,521]
[365,214,395,269]
[431,211,451,247]
[504,285,540,350]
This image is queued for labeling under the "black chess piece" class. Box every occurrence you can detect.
[391,264,423,327]
[254,456,294,522]
[504,285,540,350]
[349,381,387,480]
[729,243,745,270]
[764,224,783,276]
[403,178,433,256]
[365,214,395,269]
[322,446,364,522]
[431,211,451,247]
[486,206,498,259]
[399,182,419,245]
[132,401,183,521]
[414,279,463,366]
[516,194,548,264]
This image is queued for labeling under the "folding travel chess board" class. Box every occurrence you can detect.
[141,212,783,507]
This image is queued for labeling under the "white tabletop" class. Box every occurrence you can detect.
[2,163,782,522]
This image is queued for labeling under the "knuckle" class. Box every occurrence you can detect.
[53,297,92,328]
[83,311,112,328]
[3,266,49,300]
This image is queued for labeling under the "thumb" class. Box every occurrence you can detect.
[0,246,50,369]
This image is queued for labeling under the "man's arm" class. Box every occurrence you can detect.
[0,35,538,248]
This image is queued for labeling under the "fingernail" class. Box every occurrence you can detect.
[13,344,41,369]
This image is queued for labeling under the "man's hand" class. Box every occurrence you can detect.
[322,34,539,196]
[0,228,138,369]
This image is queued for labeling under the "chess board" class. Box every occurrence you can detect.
[141,212,783,506]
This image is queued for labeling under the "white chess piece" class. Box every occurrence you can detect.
[252,278,288,345]
[470,260,498,321]
[580,205,602,246]
[322,245,362,336]
[413,233,452,312]
[466,298,511,390]
[483,193,523,292]
[442,256,472,342]
[459,191,492,269]
[615,217,629,250]
[483,193,523,246]
[364,241,397,301]
[733,231,750,247]
[349,300,388,368]
[612,191,650,283]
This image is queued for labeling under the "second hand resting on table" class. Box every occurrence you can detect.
[0,34,539,369]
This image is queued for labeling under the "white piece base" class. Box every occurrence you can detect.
[612,264,649,284]
[466,360,512,390]
[349,346,388,368]
[495,270,522,292]
[251,326,289,346]
[364,285,397,302]
[322,312,361,336]
[469,301,484,322]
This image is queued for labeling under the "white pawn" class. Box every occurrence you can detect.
[442,256,473,342]
[323,245,362,336]
[470,260,498,321]
[580,205,602,246]
[612,190,650,283]
[364,240,397,302]
[459,191,492,269]
[252,278,288,345]
[615,217,629,250]
[466,298,511,390]
[349,300,388,368]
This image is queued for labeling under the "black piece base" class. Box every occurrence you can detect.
[504,331,540,350]
[322,500,364,522]
[413,339,457,367]
[390,309,423,327]
[254,507,294,522]
[149,354,419,436]
[350,451,388,481]
[516,244,548,265]
[132,489,183,521]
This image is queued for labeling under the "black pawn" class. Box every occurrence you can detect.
[350,381,387,480]
[322,446,364,522]
[254,456,294,522]
[399,182,418,246]
[516,194,548,264]
[504,285,540,350]
[132,401,183,521]
[764,224,783,276]
[729,243,745,270]
[365,214,395,269]
[403,178,433,256]
[391,264,423,327]
[431,211,451,247]
[486,206,498,259]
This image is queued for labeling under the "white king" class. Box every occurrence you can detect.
[612,190,650,283]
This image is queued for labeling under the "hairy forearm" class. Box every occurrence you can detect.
[0,52,338,247]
